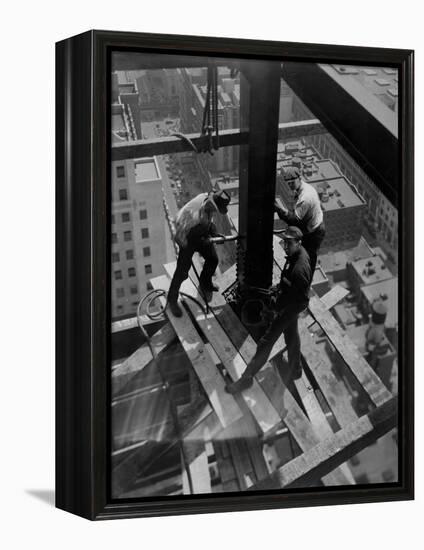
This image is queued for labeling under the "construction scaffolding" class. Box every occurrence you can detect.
[112,241,396,495]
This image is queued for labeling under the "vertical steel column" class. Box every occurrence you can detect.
[237,60,281,291]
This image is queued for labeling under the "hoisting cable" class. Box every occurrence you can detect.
[170,132,198,154]
[168,61,220,156]
[201,61,220,155]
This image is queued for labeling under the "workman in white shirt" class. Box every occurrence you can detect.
[167,190,230,317]
[274,165,325,272]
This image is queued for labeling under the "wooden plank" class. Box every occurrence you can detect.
[235,416,270,482]
[218,264,237,293]
[112,323,176,396]
[222,479,239,492]
[216,455,237,484]
[151,275,243,430]
[294,372,334,437]
[181,421,213,495]
[298,325,359,427]
[198,320,282,434]
[294,371,355,485]
[252,396,398,490]
[182,448,211,495]
[316,285,350,311]
[302,285,350,328]
[163,264,282,434]
[246,438,270,482]
[228,439,251,490]
[257,366,320,449]
[308,296,393,407]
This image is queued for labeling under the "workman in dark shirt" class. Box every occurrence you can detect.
[275,165,325,273]
[226,226,312,394]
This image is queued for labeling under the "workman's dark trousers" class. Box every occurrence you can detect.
[302,223,326,274]
[168,239,218,303]
[243,300,308,379]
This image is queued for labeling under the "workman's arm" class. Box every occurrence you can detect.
[275,201,306,228]
[185,221,224,244]
[186,221,213,243]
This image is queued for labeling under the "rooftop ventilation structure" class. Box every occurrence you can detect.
[363,260,376,277]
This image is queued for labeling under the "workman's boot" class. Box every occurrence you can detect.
[198,282,214,303]
[199,273,218,290]
[168,300,183,318]
[225,375,253,394]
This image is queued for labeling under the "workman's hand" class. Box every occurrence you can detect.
[274,201,288,218]
[280,276,292,289]
[261,306,275,324]
[269,284,279,296]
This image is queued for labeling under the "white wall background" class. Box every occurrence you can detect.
[0,0,421,547]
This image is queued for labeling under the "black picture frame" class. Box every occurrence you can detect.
[56,30,414,520]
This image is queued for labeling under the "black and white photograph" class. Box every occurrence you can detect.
[110,51,401,499]
[3,0,422,542]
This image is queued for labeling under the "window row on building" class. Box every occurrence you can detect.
[111,231,152,253]
[112,250,134,262]
[114,267,136,279]
[112,263,153,279]
[115,276,153,299]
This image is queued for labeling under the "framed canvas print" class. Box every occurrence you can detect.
[56,30,414,520]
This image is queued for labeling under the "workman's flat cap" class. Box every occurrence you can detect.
[212,190,231,214]
[282,166,300,180]
[282,226,303,240]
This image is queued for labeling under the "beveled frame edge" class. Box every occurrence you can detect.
[55,29,414,520]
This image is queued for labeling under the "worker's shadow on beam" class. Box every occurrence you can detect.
[25,489,55,507]
[274,354,308,415]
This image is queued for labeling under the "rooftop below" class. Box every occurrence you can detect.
[135,158,160,182]
[350,254,393,286]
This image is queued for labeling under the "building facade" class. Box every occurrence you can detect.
[111,156,171,320]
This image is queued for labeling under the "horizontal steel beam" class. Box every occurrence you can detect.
[282,62,399,206]
[111,119,325,161]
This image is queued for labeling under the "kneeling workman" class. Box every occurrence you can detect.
[168,190,231,317]
[226,226,312,393]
